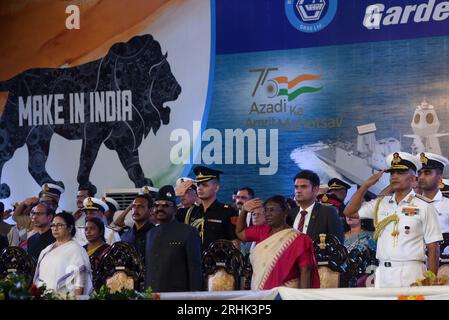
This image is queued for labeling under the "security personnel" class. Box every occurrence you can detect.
[317,178,351,218]
[175,177,198,210]
[183,166,238,250]
[175,177,200,224]
[121,192,155,258]
[344,152,442,288]
[144,185,202,292]
[102,197,120,227]
[416,152,449,235]
[39,183,65,211]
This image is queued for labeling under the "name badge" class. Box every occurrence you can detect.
[208,219,222,223]
[402,207,419,216]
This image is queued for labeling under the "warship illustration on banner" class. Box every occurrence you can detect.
[308,101,449,195]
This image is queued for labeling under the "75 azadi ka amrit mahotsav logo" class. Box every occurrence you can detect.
[251,68,322,102]
[267,74,322,101]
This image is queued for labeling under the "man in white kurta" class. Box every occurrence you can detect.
[344,152,442,288]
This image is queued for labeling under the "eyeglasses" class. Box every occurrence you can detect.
[154,202,174,208]
[50,223,67,229]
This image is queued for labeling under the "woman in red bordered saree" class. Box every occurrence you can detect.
[236,195,319,290]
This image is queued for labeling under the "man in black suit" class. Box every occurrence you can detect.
[145,185,203,292]
[288,170,344,243]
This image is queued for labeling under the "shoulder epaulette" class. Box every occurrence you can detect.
[378,192,393,197]
[415,194,432,203]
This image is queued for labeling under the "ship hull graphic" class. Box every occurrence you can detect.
[312,101,449,195]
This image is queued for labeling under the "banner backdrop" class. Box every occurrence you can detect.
[1,0,449,209]
[208,0,449,200]
[0,0,211,209]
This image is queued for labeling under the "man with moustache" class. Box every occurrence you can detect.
[121,193,155,259]
[235,187,255,212]
[344,152,442,288]
[181,166,238,249]
[144,185,202,292]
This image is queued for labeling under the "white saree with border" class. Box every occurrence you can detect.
[33,240,93,295]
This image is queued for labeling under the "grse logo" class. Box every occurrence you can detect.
[363,0,449,30]
[285,0,338,33]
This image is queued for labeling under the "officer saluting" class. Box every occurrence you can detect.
[183,166,238,249]
[344,152,442,288]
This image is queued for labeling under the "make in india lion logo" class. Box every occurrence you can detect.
[285,0,338,33]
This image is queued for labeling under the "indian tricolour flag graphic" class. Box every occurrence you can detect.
[270,74,322,101]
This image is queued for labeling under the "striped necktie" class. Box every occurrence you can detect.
[298,210,308,233]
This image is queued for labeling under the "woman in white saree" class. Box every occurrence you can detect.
[33,211,93,296]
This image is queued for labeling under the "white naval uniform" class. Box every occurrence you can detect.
[429,190,449,255]
[430,190,449,233]
[75,213,86,228]
[359,190,442,288]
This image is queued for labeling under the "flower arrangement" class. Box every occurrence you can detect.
[0,273,43,300]
[1,273,160,300]
[90,285,160,300]
[410,271,449,286]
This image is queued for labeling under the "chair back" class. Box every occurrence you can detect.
[202,240,244,291]
[96,241,144,292]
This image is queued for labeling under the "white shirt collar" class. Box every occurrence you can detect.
[391,189,415,205]
[431,190,443,202]
[299,202,315,215]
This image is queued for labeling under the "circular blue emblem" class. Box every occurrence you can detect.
[285,0,338,33]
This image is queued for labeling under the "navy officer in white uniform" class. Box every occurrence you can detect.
[344,151,442,288]
[416,152,449,234]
